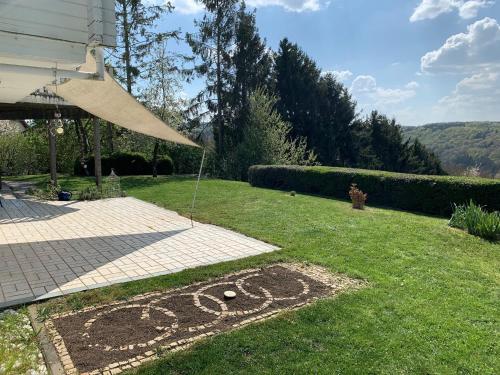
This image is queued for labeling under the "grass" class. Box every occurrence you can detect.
[0,309,44,374]
[6,174,500,374]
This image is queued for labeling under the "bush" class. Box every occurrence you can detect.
[248,165,500,216]
[450,201,500,241]
[155,155,174,176]
[108,152,150,175]
[26,182,61,201]
[349,184,367,210]
[77,186,101,201]
[74,152,174,176]
[449,204,467,229]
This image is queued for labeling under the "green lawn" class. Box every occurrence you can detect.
[8,175,500,374]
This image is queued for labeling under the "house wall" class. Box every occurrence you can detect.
[0,0,116,103]
[0,0,116,47]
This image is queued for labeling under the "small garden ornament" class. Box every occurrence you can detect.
[349,184,367,210]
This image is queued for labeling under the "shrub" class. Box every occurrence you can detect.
[74,152,174,176]
[26,182,61,201]
[450,201,500,241]
[449,204,467,229]
[77,186,101,201]
[155,155,174,176]
[248,165,500,216]
[349,184,367,209]
[223,88,316,180]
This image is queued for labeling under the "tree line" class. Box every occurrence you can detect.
[1,0,444,179]
[182,0,444,179]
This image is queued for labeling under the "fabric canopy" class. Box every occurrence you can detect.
[48,53,198,148]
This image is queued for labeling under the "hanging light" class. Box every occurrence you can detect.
[52,64,64,136]
[54,111,64,135]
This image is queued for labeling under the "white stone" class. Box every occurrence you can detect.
[224,291,236,299]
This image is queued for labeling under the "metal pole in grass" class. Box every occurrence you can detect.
[190,148,206,228]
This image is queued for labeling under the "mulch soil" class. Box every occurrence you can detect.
[44,264,363,374]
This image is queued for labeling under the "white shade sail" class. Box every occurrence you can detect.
[48,54,198,148]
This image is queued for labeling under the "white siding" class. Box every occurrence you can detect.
[0,0,116,103]
[0,0,116,47]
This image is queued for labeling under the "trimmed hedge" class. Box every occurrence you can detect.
[74,152,174,176]
[155,156,175,176]
[248,165,500,216]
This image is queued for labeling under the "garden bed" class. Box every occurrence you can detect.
[42,264,363,374]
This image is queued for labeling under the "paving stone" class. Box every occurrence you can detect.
[0,197,279,307]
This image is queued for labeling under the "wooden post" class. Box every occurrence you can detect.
[48,120,58,186]
[93,117,102,188]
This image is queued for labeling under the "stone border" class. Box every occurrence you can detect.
[28,305,65,375]
[42,263,366,375]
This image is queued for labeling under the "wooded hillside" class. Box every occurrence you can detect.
[403,122,500,178]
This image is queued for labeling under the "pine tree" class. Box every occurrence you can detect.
[352,111,446,175]
[231,2,272,143]
[186,0,239,157]
[274,39,321,141]
[316,73,357,166]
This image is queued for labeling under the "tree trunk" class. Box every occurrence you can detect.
[75,118,90,176]
[48,120,58,186]
[121,1,133,94]
[106,122,114,154]
[93,117,102,188]
[216,6,224,157]
[152,140,159,178]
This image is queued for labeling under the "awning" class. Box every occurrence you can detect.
[48,53,198,148]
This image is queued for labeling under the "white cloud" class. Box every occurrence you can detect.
[410,0,494,22]
[350,75,416,105]
[252,0,326,12]
[436,70,500,120]
[405,81,420,89]
[171,0,204,14]
[351,75,377,93]
[421,17,500,73]
[458,0,495,18]
[420,17,500,122]
[323,70,353,81]
[170,0,328,14]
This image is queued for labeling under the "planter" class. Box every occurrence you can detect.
[58,191,73,201]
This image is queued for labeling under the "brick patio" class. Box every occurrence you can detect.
[0,191,279,308]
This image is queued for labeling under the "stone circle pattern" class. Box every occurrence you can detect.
[44,264,364,375]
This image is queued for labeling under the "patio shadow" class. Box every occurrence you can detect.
[0,229,187,308]
[0,198,79,224]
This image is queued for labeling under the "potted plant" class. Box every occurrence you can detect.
[349,184,367,210]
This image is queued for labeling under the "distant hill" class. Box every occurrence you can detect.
[403,122,500,178]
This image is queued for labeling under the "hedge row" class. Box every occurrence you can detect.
[248,165,500,216]
[74,152,173,176]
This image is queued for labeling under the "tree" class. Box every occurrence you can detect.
[232,88,316,180]
[274,39,321,141]
[186,0,239,157]
[109,0,178,159]
[316,73,357,166]
[113,0,175,95]
[405,139,445,175]
[352,111,445,175]
[231,3,272,143]
[141,40,185,177]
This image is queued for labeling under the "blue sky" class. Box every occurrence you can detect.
[158,0,500,126]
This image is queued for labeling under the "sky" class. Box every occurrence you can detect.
[156,0,500,126]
